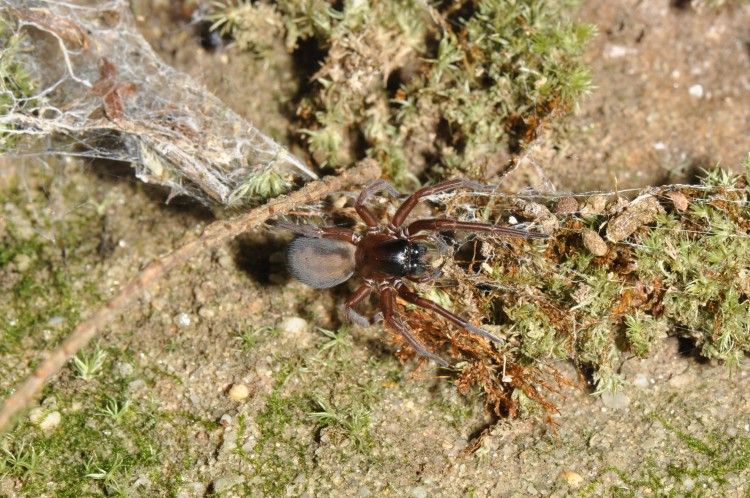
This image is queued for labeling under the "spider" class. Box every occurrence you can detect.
[271,178,549,366]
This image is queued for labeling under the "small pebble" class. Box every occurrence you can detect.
[174,313,191,327]
[633,373,649,388]
[212,474,244,493]
[411,486,428,498]
[46,316,66,328]
[333,195,349,209]
[184,481,212,497]
[228,384,250,401]
[280,316,308,336]
[40,411,62,431]
[29,407,45,425]
[14,253,32,272]
[198,306,215,319]
[683,476,695,491]
[601,391,629,410]
[562,470,584,488]
[217,253,234,269]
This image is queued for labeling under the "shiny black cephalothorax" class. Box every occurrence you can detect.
[272,178,550,366]
[356,236,428,279]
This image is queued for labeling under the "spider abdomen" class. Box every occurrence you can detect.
[356,236,428,279]
[286,237,356,289]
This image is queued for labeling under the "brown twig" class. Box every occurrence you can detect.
[0,159,381,433]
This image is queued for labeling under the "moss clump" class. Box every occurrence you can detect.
[210,0,593,182]
[0,197,81,357]
[365,164,749,419]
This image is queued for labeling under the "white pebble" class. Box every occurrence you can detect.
[689,84,703,98]
[411,486,428,498]
[29,407,45,425]
[40,411,62,431]
[228,384,250,401]
[601,391,629,410]
[280,316,308,335]
[633,373,649,388]
[683,476,695,490]
[174,313,191,327]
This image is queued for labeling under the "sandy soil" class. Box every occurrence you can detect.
[1,1,749,497]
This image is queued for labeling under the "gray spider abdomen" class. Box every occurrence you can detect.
[286,236,356,289]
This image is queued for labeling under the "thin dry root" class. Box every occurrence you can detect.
[0,160,381,434]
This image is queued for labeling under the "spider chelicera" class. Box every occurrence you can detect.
[271,178,549,366]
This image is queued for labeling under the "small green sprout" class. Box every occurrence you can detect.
[309,395,371,450]
[233,324,276,352]
[316,326,351,356]
[591,370,625,396]
[207,0,253,38]
[742,152,750,177]
[228,169,288,205]
[97,397,130,422]
[71,344,107,382]
[85,453,131,496]
[701,165,737,188]
[624,313,667,357]
[2,443,43,478]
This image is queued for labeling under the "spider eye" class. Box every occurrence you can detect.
[412,243,428,256]
[407,242,430,275]
[286,237,356,288]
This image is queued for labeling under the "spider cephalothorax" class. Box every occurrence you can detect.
[272,179,549,366]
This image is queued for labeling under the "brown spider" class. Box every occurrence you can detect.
[271,178,549,366]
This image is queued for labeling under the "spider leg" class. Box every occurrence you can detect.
[396,282,504,345]
[268,219,359,243]
[344,284,373,328]
[355,179,401,228]
[406,218,549,239]
[391,178,490,228]
[381,287,448,366]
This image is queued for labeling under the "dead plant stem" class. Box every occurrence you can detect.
[0,159,381,433]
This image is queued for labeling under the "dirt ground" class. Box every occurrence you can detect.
[1,0,749,497]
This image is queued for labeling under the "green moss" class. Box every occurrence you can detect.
[212,0,593,181]
[633,178,750,366]
[1,343,211,496]
[309,394,372,450]
[228,168,289,205]
[0,190,97,355]
[237,390,311,495]
[437,166,750,401]
[608,415,750,496]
